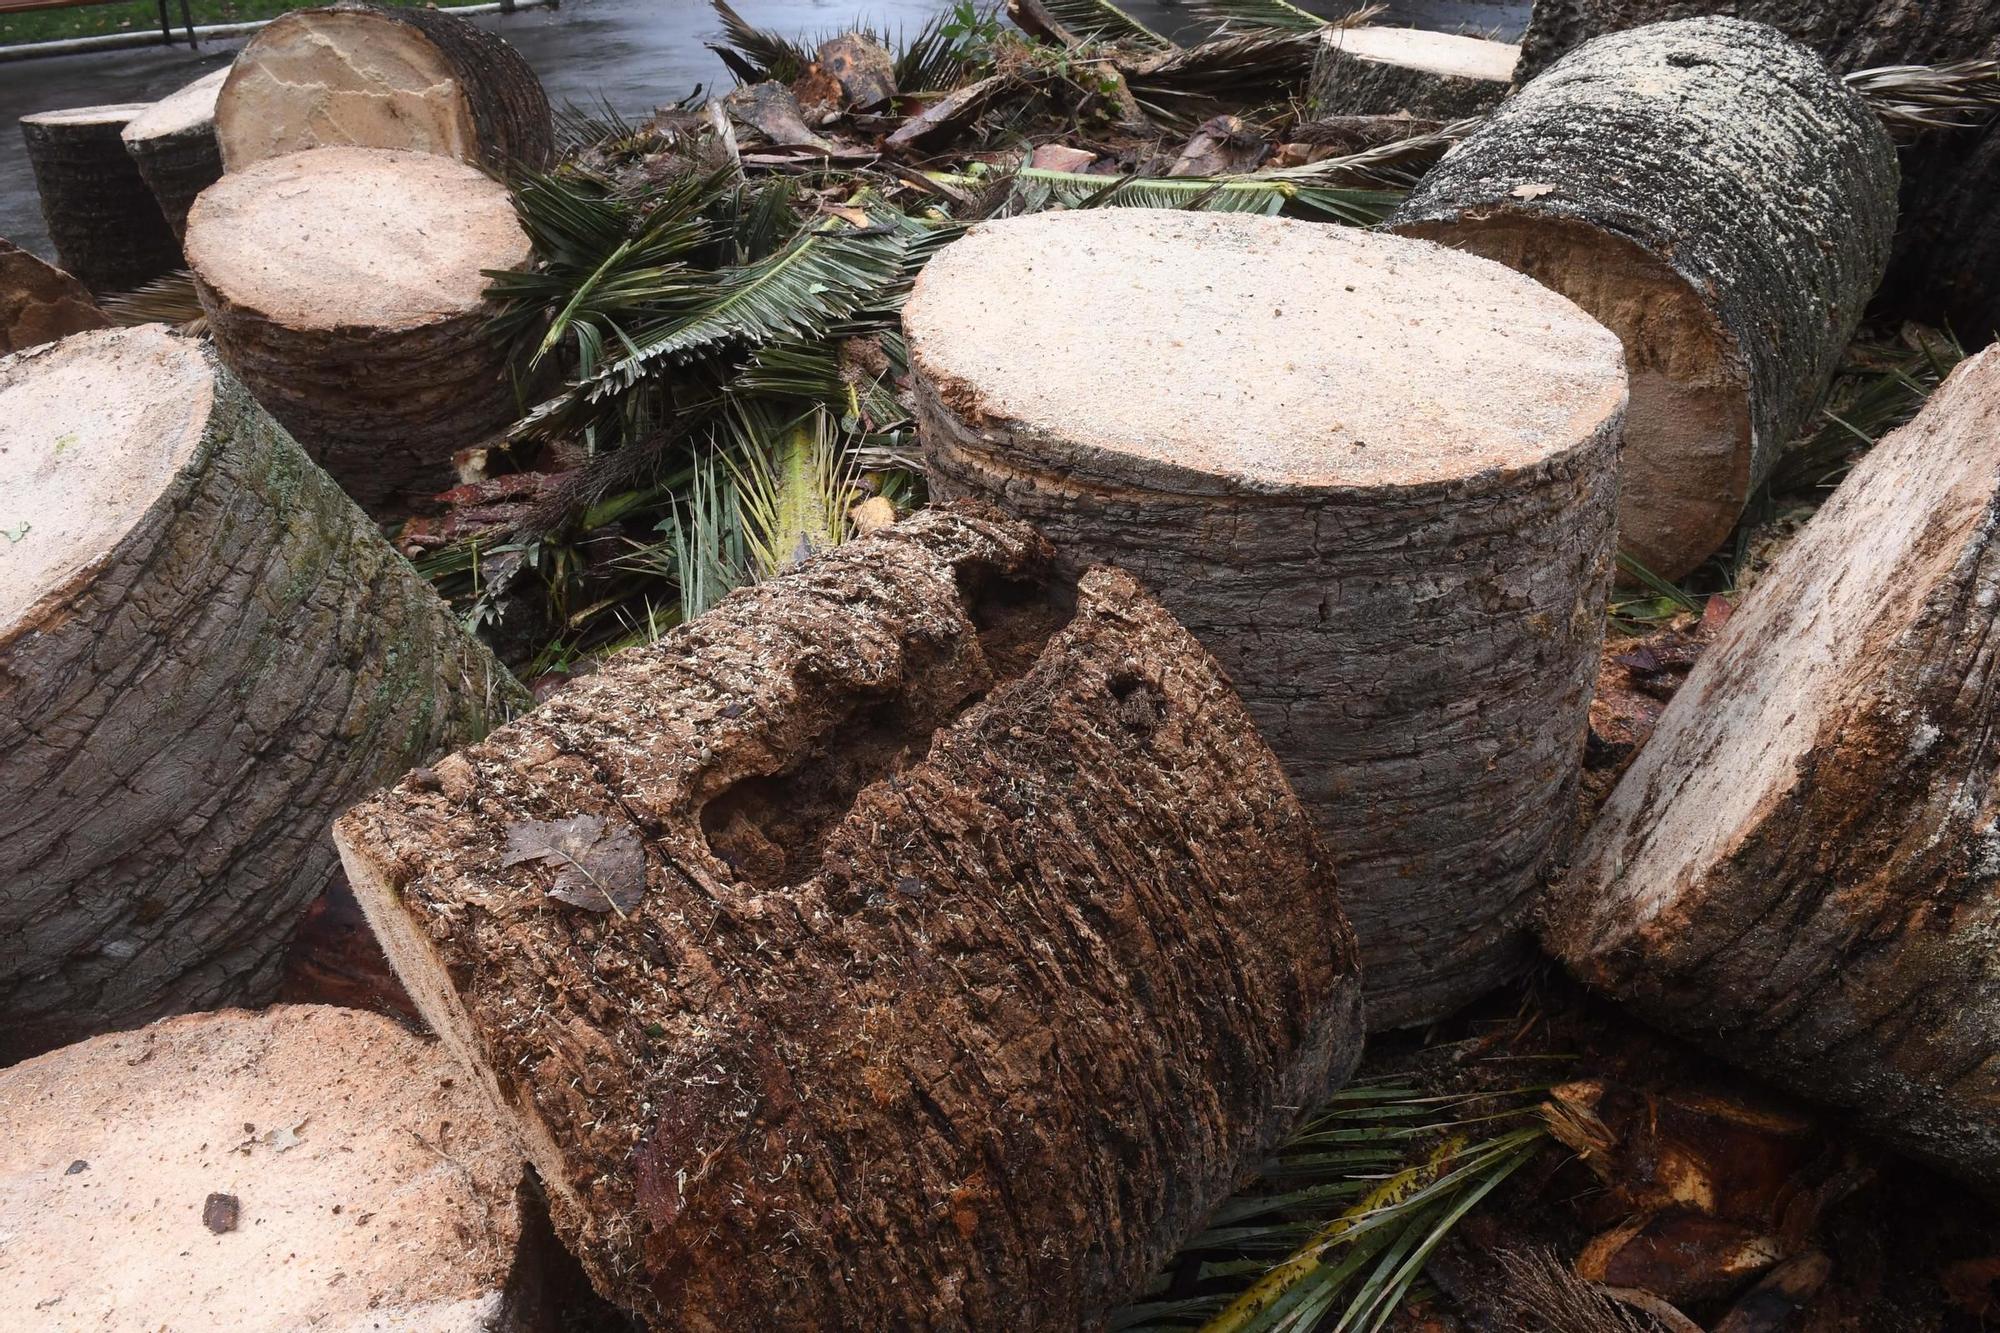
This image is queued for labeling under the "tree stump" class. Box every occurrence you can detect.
[1308,26,1519,119]
[904,210,1626,1028]
[19,105,182,295]
[185,147,533,515]
[0,238,106,355]
[121,67,228,242]
[0,1005,551,1330]
[0,326,525,1063]
[1549,346,2000,1192]
[1390,17,1898,580]
[215,3,554,173]
[334,505,1364,1328]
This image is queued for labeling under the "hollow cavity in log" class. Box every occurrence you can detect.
[904,208,1626,1027]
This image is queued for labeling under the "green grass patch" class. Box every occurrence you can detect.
[0,0,426,47]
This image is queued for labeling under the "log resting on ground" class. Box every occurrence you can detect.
[0,1005,548,1330]
[1549,344,2000,1193]
[121,68,228,241]
[0,238,107,355]
[905,209,1626,1028]
[1308,26,1519,119]
[215,3,554,172]
[185,147,533,516]
[1391,17,1898,580]
[19,105,181,295]
[0,326,523,1062]
[334,504,1365,1328]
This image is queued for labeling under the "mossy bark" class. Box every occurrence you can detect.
[335,504,1364,1329]
[20,111,181,295]
[0,339,525,1063]
[1550,347,2000,1193]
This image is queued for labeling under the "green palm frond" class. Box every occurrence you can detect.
[1183,0,1380,35]
[708,0,814,83]
[727,406,859,577]
[897,3,1002,91]
[998,164,1403,223]
[629,453,753,623]
[1037,0,1173,49]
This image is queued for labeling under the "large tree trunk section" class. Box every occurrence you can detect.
[1514,0,2000,82]
[186,147,532,516]
[0,1005,551,1329]
[215,3,554,173]
[1308,26,1520,119]
[19,105,182,295]
[121,67,228,242]
[1548,346,2000,1192]
[0,237,107,355]
[1390,17,1898,581]
[0,327,525,1063]
[1892,129,2000,346]
[334,505,1364,1329]
[904,210,1626,1028]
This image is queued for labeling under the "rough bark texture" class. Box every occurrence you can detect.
[216,4,554,172]
[0,327,525,1063]
[121,68,227,242]
[1549,346,2000,1192]
[334,504,1364,1329]
[0,1005,549,1330]
[19,106,181,295]
[1308,27,1517,119]
[1391,18,1898,580]
[1515,0,2000,82]
[906,209,1625,1028]
[0,238,107,355]
[185,148,532,516]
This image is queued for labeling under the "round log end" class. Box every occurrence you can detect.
[0,1005,540,1331]
[904,208,1625,496]
[0,324,209,631]
[121,67,228,147]
[186,147,528,333]
[21,103,152,132]
[1334,26,1520,83]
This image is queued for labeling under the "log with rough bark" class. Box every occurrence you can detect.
[0,237,107,355]
[215,3,554,172]
[19,104,182,295]
[121,67,228,242]
[0,1005,550,1330]
[186,147,533,515]
[1548,345,2000,1192]
[1514,0,1999,82]
[905,210,1626,1028]
[1309,25,1520,119]
[1391,18,1898,581]
[0,326,524,1063]
[334,504,1364,1328]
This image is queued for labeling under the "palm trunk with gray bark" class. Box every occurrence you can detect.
[20,105,181,294]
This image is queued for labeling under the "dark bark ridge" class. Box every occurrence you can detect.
[1549,346,2000,1192]
[1390,17,1897,578]
[19,107,181,294]
[0,329,525,1063]
[335,504,1364,1329]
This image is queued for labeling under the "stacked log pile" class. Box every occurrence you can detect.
[19,104,182,294]
[185,147,533,514]
[1391,17,1898,580]
[907,208,1626,1028]
[334,505,1366,1326]
[0,326,523,1061]
[120,67,228,241]
[0,1005,550,1331]
[215,3,554,172]
[1549,345,2000,1193]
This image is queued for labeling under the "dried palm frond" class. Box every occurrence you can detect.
[707,0,815,83]
[995,163,1403,222]
[1184,0,1381,37]
[1492,1249,1675,1333]
[1124,29,1322,121]
[1847,58,2000,138]
[100,269,204,331]
[1021,0,1173,50]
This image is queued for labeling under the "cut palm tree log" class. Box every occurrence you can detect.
[1309,26,1520,118]
[334,504,1364,1329]
[186,147,533,515]
[0,237,107,354]
[1515,0,2000,82]
[214,3,554,173]
[0,326,524,1063]
[0,1005,551,1330]
[1391,18,1898,581]
[121,68,228,242]
[20,104,182,295]
[906,210,1626,1028]
[1549,345,2000,1192]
